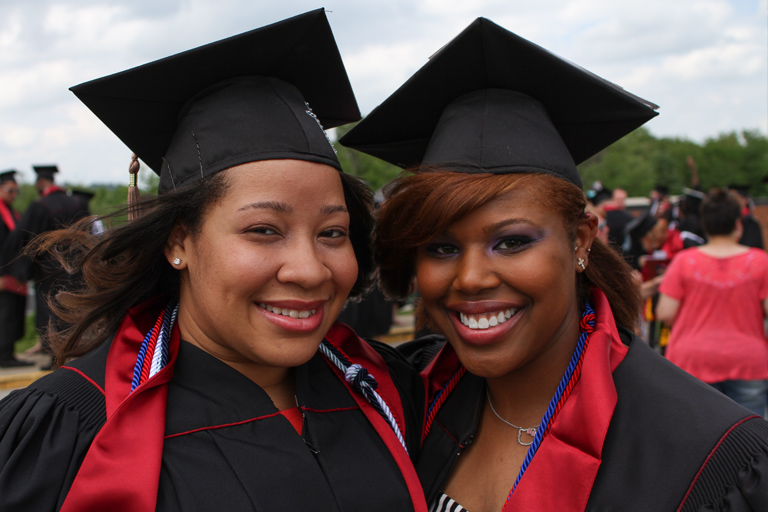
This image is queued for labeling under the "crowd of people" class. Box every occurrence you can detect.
[0,9,766,512]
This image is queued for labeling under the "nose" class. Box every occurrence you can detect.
[276,238,333,289]
[453,247,501,295]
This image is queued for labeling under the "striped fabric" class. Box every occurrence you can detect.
[431,493,468,512]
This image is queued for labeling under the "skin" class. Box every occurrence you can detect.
[165,160,358,410]
[415,185,596,512]
[35,177,53,195]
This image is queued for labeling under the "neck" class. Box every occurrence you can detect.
[706,233,739,245]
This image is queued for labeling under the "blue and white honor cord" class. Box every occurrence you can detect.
[319,339,409,454]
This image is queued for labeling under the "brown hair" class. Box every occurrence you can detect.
[701,188,742,236]
[375,170,640,330]
[34,169,375,365]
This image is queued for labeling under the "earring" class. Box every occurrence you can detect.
[173,258,181,266]
[578,258,586,270]
[574,246,578,251]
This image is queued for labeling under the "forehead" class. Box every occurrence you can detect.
[447,185,560,232]
[222,159,345,206]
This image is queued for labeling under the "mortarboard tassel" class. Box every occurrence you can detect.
[127,153,141,221]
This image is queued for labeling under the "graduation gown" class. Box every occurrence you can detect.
[413,290,768,511]
[0,201,26,360]
[0,298,426,511]
[3,187,85,336]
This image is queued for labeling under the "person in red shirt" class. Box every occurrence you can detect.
[657,189,768,417]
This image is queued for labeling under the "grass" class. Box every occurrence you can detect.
[14,314,38,355]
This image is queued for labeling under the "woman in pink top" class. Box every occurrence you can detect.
[657,189,768,417]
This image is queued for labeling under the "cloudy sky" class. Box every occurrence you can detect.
[1,0,766,186]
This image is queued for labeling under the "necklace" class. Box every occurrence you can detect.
[486,391,538,446]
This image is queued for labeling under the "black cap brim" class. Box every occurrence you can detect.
[70,8,360,176]
[340,17,658,174]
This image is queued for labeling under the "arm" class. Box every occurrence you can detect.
[655,293,680,324]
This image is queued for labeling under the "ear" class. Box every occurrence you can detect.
[164,222,191,269]
[575,212,599,273]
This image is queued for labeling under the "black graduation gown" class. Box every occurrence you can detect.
[0,333,425,511]
[3,189,85,338]
[410,292,768,511]
[0,204,26,360]
[740,215,764,249]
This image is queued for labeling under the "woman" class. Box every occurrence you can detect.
[0,10,425,512]
[341,17,768,512]
[657,189,768,417]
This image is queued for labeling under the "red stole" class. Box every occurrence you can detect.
[41,184,65,197]
[60,296,179,512]
[323,323,429,512]
[0,200,18,231]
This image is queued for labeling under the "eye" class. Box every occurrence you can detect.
[423,242,460,257]
[494,236,534,252]
[246,225,280,236]
[320,228,348,239]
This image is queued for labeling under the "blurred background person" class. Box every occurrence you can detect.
[3,165,87,366]
[657,189,768,418]
[0,170,31,368]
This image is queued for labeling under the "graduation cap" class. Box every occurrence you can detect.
[70,189,96,202]
[70,8,360,194]
[33,165,59,181]
[590,187,613,206]
[0,170,18,184]
[621,210,658,255]
[340,17,658,189]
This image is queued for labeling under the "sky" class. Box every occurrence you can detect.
[1,0,766,186]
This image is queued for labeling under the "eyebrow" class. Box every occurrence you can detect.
[237,202,348,215]
[482,217,537,235]
[238,201,292,213]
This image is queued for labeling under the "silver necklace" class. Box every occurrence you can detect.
[486,392,538,446]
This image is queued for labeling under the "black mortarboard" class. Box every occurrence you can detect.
[33,165,59,181]
[70,9,359,194]
[591,187,613,206]
[625,211,658,241]
[340,17,658,188]
[653,184,669,196]
[70,189,96,201]
[0,170,18,184]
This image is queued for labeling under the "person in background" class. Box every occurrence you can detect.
[657,189,768,418]
[0,170,32,368]
[342,16,767,511]
[729,183,764,249]
[0,11,425,512]
[3,165,86,363]
[69,189,104,236]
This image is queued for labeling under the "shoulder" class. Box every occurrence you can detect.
[396,334,446,372]
[591,330,768,509]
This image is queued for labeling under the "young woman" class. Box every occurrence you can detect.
[657,189,768,417]
[0,11,425,512]
[341,17,768,512]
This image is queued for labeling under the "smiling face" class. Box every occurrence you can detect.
[415,183,593,380]
[167,159,358,381]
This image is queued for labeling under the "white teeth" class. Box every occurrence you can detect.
[459,308,517,330]
[259,304,316,319]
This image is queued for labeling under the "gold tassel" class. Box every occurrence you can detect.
[127,153,141,221]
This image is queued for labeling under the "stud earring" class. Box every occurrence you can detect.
[578,258,586,270]
[173,258,181,265]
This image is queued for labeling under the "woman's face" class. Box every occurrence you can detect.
[415,185,594,380]
[169,160,358,379]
